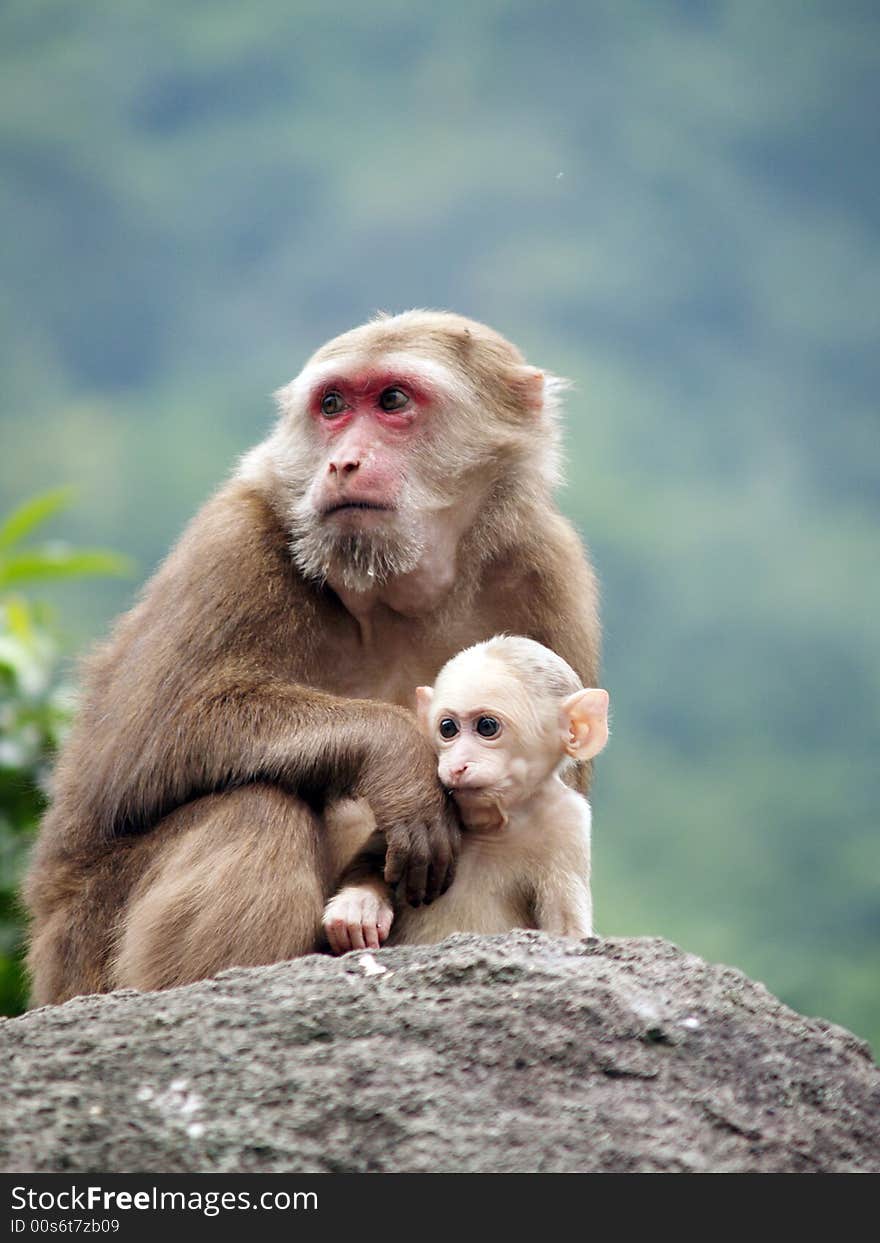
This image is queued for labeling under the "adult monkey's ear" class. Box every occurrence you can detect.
[509,366,571,418]
[559,689,609,761]
[517,368,546,416]
[415,686,434,737]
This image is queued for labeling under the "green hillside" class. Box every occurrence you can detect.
[1,2,878,1051]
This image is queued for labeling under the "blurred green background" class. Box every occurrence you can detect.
[1,1,877,1051]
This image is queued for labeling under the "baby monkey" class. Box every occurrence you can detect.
[323,636,609,952]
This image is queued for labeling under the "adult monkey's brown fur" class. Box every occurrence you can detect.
[24,310,600,1003]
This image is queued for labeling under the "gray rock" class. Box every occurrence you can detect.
[2,933,878,1173]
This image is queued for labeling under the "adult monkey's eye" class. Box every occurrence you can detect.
[379,387,409,412]
[476,716,501,738]
[438,718,459,740]
[321,391,346,417]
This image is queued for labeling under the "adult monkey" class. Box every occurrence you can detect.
[24,310,600,1002]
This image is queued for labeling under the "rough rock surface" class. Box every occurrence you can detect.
[2,933,878,1173]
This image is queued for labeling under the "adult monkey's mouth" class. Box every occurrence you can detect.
[323,501,396,516]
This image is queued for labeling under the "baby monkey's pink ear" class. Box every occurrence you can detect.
[415,686,435,736]
[559,688,609,761]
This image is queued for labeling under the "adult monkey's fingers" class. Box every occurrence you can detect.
[426,804,461,902]
[432,852,458,904]
[383,814,454,905]
[402,825,431,906]
[383,826,410,888]
[425,846,452,905]
[430,812,461,901]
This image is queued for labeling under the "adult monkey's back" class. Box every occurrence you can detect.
[24,310,600,1003]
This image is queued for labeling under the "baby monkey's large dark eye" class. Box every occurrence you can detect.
[379,387,409,412]
[321,391,346,417]
[476,716,501,738]
[438,718,459,740]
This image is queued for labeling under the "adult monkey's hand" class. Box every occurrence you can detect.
[382,794,461,909]
[355,711,460,906]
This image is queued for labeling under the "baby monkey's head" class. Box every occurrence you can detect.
[416,635,609,815]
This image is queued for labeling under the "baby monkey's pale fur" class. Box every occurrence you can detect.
[323,636,609,951]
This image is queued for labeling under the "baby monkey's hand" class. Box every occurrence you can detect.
[323,884,395,954]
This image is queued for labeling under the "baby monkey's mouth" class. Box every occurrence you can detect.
[449,787,508,832]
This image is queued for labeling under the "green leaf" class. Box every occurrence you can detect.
[2,596,34,641]
[0,488,77,551]
[0,547,134,588]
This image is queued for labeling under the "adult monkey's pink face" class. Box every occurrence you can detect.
[305,363,439,527]
[253,310,565,597]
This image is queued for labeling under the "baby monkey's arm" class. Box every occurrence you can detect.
[323,828,395,953]
[532,872,593,939]
[531,819,594,939]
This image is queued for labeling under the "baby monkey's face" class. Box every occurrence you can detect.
[416,643,610,826]
[418,665,564,810]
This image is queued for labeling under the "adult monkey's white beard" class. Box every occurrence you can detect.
[289,496,428,593]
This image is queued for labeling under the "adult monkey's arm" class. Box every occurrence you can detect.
[45,482,458,905]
